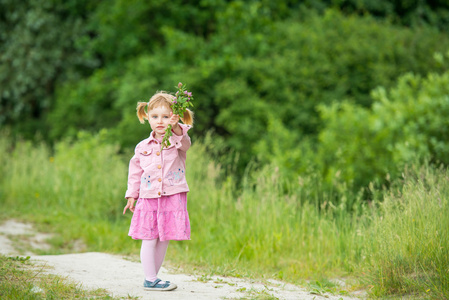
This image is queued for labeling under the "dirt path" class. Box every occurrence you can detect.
[0,219,360,299]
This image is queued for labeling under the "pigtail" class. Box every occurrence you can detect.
[136,102,148,124]
[181,108,194,126]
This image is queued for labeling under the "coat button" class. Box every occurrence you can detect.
[158,192,161,196]
[158,178,162,182]
[157,165,162,169]
[156,152,160,156]
[143,151,147,154]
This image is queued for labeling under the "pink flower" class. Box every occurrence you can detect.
[188,92,192,97]
[178,82,183,88]
[184,91,188,95]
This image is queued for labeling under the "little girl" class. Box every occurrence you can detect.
[123,91,194,291]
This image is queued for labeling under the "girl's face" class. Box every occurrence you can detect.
[148,105,172,139]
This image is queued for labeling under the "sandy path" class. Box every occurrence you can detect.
[1,219,359,299]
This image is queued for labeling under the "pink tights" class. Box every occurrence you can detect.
[140,239,170,282]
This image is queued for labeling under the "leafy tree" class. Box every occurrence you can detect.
[88,0,228,65]
[0,0,97,137]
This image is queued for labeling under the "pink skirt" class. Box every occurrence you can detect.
[128,192,190,241]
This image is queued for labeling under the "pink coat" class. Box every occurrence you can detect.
[125,123,191,199]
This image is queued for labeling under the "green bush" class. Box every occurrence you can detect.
[48,69,121,140]
[318,61,449,189]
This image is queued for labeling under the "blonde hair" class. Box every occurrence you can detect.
[136,91,194,126]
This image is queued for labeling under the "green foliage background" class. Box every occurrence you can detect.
[2,1,449,298]
[3,0,449,190]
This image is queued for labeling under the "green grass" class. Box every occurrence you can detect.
[365,165,449,299]
[0,255,127,299]
[0,132,448,299]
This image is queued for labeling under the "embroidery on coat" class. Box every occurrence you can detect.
[141,175,151,189]
[165,168,185,186]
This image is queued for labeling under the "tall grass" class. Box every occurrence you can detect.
[181,138,368,280]
[0,132,447,298]
[365,165,449,299]
[0,131,133,253]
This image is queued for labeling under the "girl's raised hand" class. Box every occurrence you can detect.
[169,111,180,127]
[169,112,182,135]
[123,198,136,214]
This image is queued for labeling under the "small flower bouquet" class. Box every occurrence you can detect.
[161,82,194,150]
